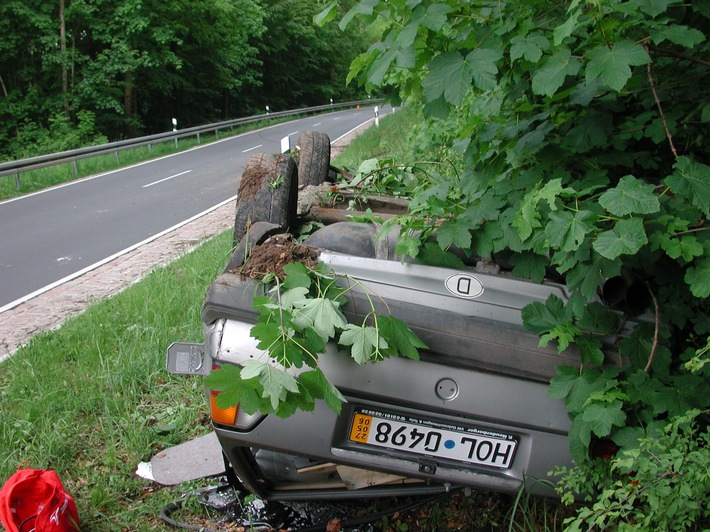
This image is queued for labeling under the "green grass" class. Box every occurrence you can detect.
[0,108,568,531]
[332,105,421,171]
[0,230,233,530]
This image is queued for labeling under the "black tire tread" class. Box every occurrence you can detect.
[232,153,298,246]
[297,130,331,187]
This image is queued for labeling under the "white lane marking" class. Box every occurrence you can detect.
[331,117,378,145]
[332,116,342,120]
[142,170,192,188]
[312,122,322,127]
[0,196,237,317]
[288,131,299,136]
[241,144,263,153]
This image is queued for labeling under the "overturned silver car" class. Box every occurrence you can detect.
[168,133,628,501]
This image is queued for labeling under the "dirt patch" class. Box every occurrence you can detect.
[236,234,320,280]
[238,159,271,200]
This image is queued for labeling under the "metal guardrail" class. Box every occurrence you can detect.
[0,99,382,189]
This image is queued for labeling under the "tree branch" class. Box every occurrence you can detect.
[644,285,660,373]
[646,47,679,158]
[649,45,710,68]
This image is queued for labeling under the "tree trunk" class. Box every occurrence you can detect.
[59,0,69,115]
[124,71,134,137]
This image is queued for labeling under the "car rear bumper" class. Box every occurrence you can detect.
[209,318,571,499]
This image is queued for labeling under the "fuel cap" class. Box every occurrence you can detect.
[435,378,459,401]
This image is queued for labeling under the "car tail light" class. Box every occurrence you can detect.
[208,363,264,430]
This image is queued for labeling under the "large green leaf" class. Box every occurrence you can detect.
[378,315,426,360]
[580,402,626,437]
[599,175,660,216]
[423,48,500,105]
[340,324,386,363]
[545,210,595,252]
[664,157,710,216]
[593,218,648,259]
[531,48,580,97]
[510,34,548,63]
[300,369,346,414]
[437,217,472,250]
[685,257,710,298]
[650,25,706,47]
[240,360,299,411]
[293,297,347,340]
[585,41,650,92]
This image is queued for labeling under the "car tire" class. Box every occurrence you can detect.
[232,152,298,246]
[297,130,331,187]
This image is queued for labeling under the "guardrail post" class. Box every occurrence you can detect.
[14,173,20,190]
[196,132,201,145]
[215,129,219,140]
[114,150,120,164]
[72,160,78,175]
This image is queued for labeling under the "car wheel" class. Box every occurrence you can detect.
[297,130,331,187]
[233,152,298,246]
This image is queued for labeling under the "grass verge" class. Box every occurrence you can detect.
[0,231,233,530]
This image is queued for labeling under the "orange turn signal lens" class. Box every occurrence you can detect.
[209,390,238,426]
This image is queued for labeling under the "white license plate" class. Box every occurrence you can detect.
[348,408,518,470]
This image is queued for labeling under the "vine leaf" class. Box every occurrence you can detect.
[546,210,595,252]
[580,402,626,437]
[633,0,673,18]
[282,262,312,290]
[585,41,650,92]
[531,48,580,97]
[593,218,648,259]
[423,48,500,105]
[510,34,548,63]
[509,252,547,283]
[521,294,570,335]
[204,364,262,414]
[340,324,386,363]
[599,175,660,216]
[293,297,347,340]
[664,157,710,216]
[685,257,710,298]
[240,360,299,411]
[379,316,426,360]
[650,25,706,47]
[437,218,472,250]
[300,369,346,414]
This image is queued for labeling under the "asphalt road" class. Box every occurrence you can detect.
[0,106,386,311]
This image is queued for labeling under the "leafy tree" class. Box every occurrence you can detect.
[318,0,709,526]
[241,0,370,113]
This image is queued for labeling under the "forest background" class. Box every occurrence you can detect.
[0,0,370,161]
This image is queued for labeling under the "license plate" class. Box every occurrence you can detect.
[348,408,518,470]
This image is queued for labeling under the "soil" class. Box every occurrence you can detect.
[236,234,320,280]
[238,154,287,200]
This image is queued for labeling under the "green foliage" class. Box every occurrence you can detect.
[320,0,709,525]
[0,0,372,160]
[205,261,426,416]
[558,410,710,531]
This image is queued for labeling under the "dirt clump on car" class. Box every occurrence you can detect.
[237,234,320,280]
[238,154,288,200]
